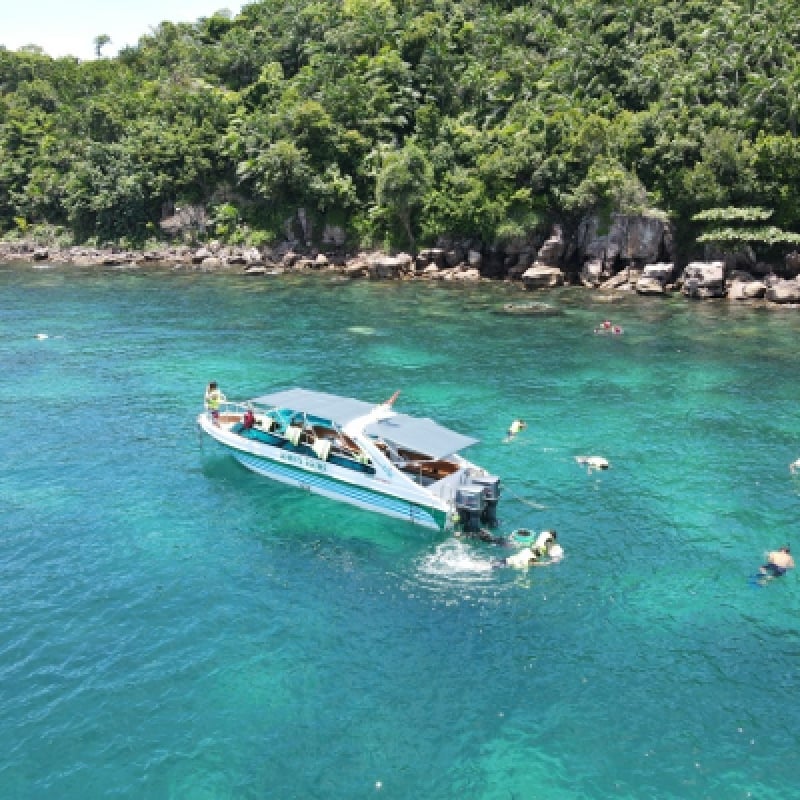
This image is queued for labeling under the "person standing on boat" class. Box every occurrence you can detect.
[204,381,226,425]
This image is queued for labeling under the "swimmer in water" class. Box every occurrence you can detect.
[575,455,610,473]
[507,419,527,440]
[530,531,563,565]
[499,546,540,568]
[759,546,795,580]
[497,531,563,568]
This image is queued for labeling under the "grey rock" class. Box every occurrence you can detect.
[766,280,800,304]
[521,265,565,290]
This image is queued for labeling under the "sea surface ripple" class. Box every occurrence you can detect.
[1,263,799,799]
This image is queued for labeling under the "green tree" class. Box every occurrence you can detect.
[93,35,111,59]
[693,207,800,259]
[374,142,431,251]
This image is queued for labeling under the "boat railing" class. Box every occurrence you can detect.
[209,400,283,427]
[215,400,247,415]
[213,399,290,416]
[208,400,245,424]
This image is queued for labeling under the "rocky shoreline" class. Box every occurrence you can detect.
[3,225,800,307]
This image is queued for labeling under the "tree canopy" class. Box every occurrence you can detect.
[0,0,799,261]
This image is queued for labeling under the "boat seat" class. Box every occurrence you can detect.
[255,415,276,432]
[285,425,303,446]
[312,439,332,461]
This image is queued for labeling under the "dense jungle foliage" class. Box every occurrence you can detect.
[1,0,800,261]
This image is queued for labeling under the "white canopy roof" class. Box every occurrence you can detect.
[254,388,374,424]
[252,388,478,459]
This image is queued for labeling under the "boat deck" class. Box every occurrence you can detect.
[212,403,468,489]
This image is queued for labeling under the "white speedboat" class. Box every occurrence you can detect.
[197,388,501,531]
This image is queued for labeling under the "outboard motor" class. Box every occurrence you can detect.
[455,486,485,533]
[471,475,501,526]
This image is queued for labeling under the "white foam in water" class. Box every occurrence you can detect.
[418,539,495,580]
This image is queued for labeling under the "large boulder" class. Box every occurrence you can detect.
[641,262,676,282]
[727,272,767,300]
[192,246,213,264]
[578,213,671,265]
[681,261,726,298]
[367,252,413,279]
[419,263,440,278]
[341,256,369,278]
[446,267,482,282]
[635,276,665,295]
[599,268,641,291]
[635,262,676,295]
[536,226,565,266]
[766,280,800,304]
[521,265,565,290]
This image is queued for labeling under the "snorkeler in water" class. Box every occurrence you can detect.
[495,533,564,568]
[759,546,795,579]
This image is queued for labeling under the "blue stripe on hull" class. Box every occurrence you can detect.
[233,450,443,530]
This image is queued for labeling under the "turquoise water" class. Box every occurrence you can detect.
[2,263,799,799]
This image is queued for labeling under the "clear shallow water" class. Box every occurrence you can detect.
[2,263,799,799]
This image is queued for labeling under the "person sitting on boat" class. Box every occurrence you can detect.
[242,407,256,430]
[759,546,795,579]
[204,381,226,426]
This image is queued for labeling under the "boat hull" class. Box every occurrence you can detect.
[232,448,447,530]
